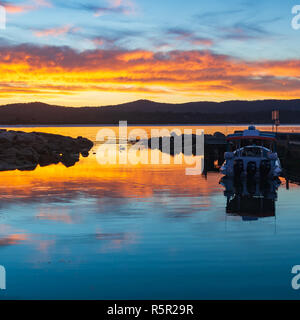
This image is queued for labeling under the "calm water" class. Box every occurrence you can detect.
[1,125,300,300]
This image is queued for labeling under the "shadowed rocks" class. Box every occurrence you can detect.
[0,130,93,171]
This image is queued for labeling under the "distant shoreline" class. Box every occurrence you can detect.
[1,123,300,127]
[1,99,300,125]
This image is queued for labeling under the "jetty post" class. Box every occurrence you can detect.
[272,110,280,134]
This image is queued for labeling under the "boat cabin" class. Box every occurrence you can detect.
[226,125,277,155]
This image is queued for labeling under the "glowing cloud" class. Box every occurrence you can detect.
[94,0,135,16]
[34,25,78,37]
[0,44,300,105]
[2,0,52,14]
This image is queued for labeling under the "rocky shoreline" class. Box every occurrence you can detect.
[0,129,93,171]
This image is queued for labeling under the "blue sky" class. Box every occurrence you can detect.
[2,0,300,59]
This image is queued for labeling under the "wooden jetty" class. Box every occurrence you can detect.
[145,130,300,183]
[276,132,300,185]
[205,131,300,184]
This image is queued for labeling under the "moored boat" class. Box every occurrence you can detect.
[220,125,282,178]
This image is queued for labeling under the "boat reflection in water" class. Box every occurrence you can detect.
[220,177,281,221]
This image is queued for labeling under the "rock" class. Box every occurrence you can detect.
[214,132,226,139]
[0,130,93,171]
[0,131,16,144]
[81,151,89,157]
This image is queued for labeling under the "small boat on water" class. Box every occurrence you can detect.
[220,125,282,178]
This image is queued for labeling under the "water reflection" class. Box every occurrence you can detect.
[220,177,281,220]
[1,125,300,299]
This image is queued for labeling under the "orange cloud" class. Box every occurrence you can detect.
[3,4,26,13]
[110,0,125,7]
[3,0,52,14]
[119,50,154,62]
[191,38,214,46]
[0,45,300,105]
[94,0,135,16]
[93,39,104,46]
[34,25,78,37]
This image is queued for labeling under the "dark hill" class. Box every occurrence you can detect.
[0,99,300,124]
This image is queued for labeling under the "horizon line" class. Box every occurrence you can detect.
[1,98,300,109]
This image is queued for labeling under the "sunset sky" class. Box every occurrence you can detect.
[0,0,300,106]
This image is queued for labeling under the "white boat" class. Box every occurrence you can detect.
[220,126,282,178]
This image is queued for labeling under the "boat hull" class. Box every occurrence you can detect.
[220,157,282,178]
